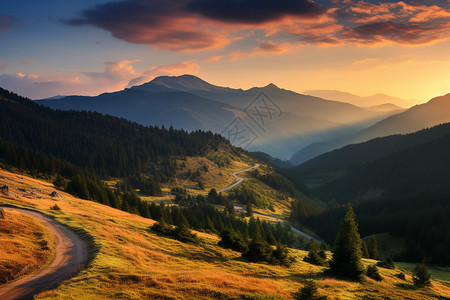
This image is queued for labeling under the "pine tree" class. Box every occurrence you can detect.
[368,235,379,260]
[292,272,327,300]
[246,201,253,217]
[361,240,369,258]
[412,263,431,287]
[329,203,365,281]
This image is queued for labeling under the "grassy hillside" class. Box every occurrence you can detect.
[0,209,56,284]
[286,126,450,265]
[1,169,449,299]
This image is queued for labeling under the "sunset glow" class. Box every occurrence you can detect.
[1,0,449,102]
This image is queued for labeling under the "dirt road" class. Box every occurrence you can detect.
[216,164,321,242]
[0,208,88,300]
[218,164,260,193]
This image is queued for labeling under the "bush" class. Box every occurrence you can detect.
[412,263,431,287]
[50,204,61,211]
[292,272,327,300]
[218,229,248,252]
[151,220,171,235]
[171,224,199,244]
[151,221,199,244]
[242,239,272,263]
[304,249,327,266]
[377,256,395,269]
[271,244,294,266]
[366,264,383,281]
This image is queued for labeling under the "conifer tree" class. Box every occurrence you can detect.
[292,272,327,300]
[368,235,379,260]
[413,263,431,287]
[361,240,369,258]
[246,201,253,217]
[329,203,365,280]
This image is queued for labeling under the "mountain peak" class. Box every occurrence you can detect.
[265,83,278,89]
[148,74,217,92]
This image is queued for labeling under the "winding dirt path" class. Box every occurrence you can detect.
[218,164,260,193]
[0,208,88,300]
[216,164,321,242]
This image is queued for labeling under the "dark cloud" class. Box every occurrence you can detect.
[0,14,19,34]
[186,0,325,24]
[63,0,450,50]
[63,0,228,51]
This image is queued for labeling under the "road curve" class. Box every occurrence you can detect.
[0,208,88,300]
[218,164,260,193]
[215,164,321,242]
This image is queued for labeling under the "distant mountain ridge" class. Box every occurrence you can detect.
[290,93,450,165]
[303,89,415,108]
[37,75,398,159]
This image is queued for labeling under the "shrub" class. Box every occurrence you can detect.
[366,264,383,281]
[412,263,431,287]
[218,229,248,253]
[50,204,61,211]
[377,256,395,269]
[292,272,327,300]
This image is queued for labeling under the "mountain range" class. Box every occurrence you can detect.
[290,93,450,165]
[37,75,401,160]
[303,89,415,108]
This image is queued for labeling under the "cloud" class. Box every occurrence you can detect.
[202,55,224,63]
[333,1,450,45]
[84,60,141,86]
[63,0,450,51]
[186,0,324,24]
[0,60,202,99]
[0,14,19,34]
[228,41,293,61]
[0,72,81,99]
[343,21,450,45]
[0,62,7,70]
[64,0,230,51]
[127,60,200,87]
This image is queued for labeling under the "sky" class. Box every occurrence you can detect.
[0,0,449,102]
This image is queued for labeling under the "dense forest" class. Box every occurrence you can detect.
[285,124,450,265]
[0,88,228,179]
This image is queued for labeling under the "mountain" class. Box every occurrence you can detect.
[286,122,450,265]
[295,122,450,172]
[290,93,450,165]
[303,89,415,108]
[37,75,398,159]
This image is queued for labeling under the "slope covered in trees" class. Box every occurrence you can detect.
[286,124,450,265]
[0,87,227,179]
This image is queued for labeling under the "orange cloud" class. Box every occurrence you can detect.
[63,0,450,50]
[202,55,224,63]
[228,42,293,61]
[128,60,200,86]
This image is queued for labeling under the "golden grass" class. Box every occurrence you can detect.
[0,169,449,299]
[0,209,56,284]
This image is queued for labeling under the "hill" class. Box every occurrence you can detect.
[286,125,450,265]
[295,122,450,172]
[37,75,398,159]
[1,169,450,299]
[290,93,450,165]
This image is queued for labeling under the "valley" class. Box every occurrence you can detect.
[1,169,450,299]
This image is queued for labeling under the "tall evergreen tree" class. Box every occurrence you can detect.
[329,204,365,281]
[367,235,379,260]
